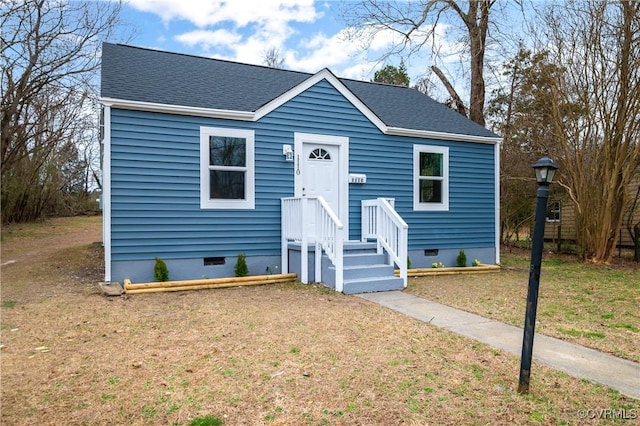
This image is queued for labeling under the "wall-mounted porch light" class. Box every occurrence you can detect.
[283,144,294,161]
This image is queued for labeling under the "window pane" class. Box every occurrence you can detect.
[546,201,561,221]
[420,152,443,177]
[309,148,331,160]
[210,136,246,167]
[210,170,245,199]
[419,179,442,203]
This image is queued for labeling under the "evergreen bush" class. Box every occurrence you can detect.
[456,249,467,267]
[234,253,249,277]
[154,257,169,281]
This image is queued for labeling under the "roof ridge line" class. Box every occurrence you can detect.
[105,42,314,77]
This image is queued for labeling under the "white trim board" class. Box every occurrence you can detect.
[294,132,349,237]
[100,69,502,146]
[199,127,256,210]
[102,105,112,282]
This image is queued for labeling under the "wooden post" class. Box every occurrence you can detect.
[301,197,308,284]
[281,199,288,274]
[557,225,562,252]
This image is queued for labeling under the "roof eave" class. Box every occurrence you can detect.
[386,126,502,144]
[99,97,255,121]
[99,97,502,145]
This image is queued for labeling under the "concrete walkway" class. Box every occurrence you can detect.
[358,291,639,400]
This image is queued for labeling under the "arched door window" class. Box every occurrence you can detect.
[309,148,331,160]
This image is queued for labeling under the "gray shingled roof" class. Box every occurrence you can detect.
[101,43,497,138]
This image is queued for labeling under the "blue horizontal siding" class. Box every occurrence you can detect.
[109,79,495,263]
[344,103,495,249]
[109,108,293,261]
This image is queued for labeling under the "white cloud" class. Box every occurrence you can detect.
[178,21,295,65]
[128,0,320,28]
[175,30,242,50]
[286,29,373,75]
[129,0,322,67]
[128,0,467,90]
[340,63,374,81]
[365,26,406,52]
[281,22,465,80]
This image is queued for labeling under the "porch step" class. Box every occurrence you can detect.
[332,263,396,281]
[342,276,405,294]
[343,252,386,266]
[342,241,378,254]
[323,244,404,294]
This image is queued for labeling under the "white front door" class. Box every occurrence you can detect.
[294,133,348,239]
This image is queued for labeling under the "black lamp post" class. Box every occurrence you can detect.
[518,152,558,394]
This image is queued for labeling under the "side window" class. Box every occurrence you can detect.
[200,127,254,209]
[546,200,561,222]
[413,145,449,211]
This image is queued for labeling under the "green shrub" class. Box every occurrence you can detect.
[234,253,249,277]
[153,257,169,282]
[456,249,467,267]
[407,256,412,269]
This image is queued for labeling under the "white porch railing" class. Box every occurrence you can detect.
[281,196,345,292]
[314,197,344,292]
[361,198,409,286]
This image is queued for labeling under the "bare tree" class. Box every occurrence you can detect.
[412,75,433,95]
[537,0,640,263]
[341,0,503,126]
[626,184,640,262]
[1,0,124,222]
[262,46,285,68]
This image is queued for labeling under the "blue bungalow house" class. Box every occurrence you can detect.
[100,43,501,294]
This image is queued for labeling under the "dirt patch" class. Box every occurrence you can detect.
[1,216,104,304]
[1,217,637,425]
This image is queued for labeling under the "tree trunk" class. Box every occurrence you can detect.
[460,0,491,127]
[634,225,640,262]
[430,65,467,116]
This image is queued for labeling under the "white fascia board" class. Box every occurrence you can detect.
[99,97,254,121]
[253,69,389,133]
[101,91,503,146]
[102,105,112,282]
[386,126,502,145]
[494,140,502,265]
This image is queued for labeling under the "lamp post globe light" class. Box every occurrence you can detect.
[518,152,558,394]
[533,154,558,186]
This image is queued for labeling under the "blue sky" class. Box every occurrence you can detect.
[119,1,459,80]
[120,1,371,77]
[117,0,533,100]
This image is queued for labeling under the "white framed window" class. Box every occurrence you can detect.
[413,145,449,211]
[200,127,255,209]
[546,200,561,223]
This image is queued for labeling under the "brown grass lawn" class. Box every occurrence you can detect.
[406,248,640,363]
[1,216,638,425]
